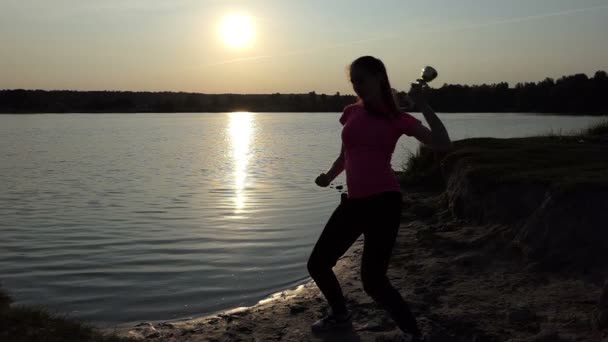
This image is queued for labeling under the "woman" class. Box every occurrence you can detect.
[307,56,452,341]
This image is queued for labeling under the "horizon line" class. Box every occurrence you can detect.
[2,68,605,94]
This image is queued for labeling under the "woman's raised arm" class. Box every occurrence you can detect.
[408,84,452,152]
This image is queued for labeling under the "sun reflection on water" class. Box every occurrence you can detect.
[228,112,254,213]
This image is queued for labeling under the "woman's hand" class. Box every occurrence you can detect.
[315,173,331,187]
[408,82,429,107]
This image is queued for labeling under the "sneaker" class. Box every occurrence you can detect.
[311,310,353,333]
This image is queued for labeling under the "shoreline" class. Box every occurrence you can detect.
[107,219,365,338]
[109,276,316,330]
[111,234,369,341]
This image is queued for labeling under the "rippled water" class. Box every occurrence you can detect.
[0,112,603,326]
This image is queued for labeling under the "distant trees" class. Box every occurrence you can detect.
[1,71,606,114]
[0,91,357,113]
[423,71,608,114]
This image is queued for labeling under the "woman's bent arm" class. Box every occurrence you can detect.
[408,83,452,151]
[418,103,452,151]
[326,143,345,182]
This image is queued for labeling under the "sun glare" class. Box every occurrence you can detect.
[219,13,255,49]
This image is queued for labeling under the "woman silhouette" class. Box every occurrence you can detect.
[307,56,452,341]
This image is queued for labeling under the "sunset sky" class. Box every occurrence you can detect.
[1,0,607,94]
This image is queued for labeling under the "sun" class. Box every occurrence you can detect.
[219,13,255,49]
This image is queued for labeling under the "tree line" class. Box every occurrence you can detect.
[1,71,606,114]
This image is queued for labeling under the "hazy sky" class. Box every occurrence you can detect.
[1,0,607,94]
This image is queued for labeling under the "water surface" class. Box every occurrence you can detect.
[0,112,603,325]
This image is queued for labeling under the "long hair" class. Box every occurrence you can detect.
[349,56,400,119]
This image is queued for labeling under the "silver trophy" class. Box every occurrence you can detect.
[417,66,438,86]
[402,66,438,109]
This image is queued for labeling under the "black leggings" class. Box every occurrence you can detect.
[307,191,420,336]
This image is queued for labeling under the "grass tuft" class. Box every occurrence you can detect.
[582,119,608,136]
[0,286,135,342]
[399,144,446,190]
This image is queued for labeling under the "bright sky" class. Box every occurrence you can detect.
[1,0,607,94]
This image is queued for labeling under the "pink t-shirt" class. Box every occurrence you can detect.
[339,103,422,199]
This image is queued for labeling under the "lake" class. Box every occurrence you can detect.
[0,112,604,326]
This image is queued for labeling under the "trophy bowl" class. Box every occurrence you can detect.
[420,66,438,84]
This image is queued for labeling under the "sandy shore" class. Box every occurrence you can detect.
[111,188,606,342]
